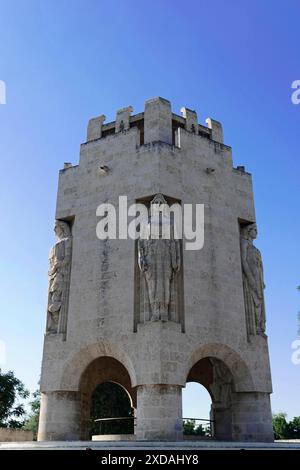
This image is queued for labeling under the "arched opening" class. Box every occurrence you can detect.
[79,356,136,439]
[90,381,134,437]
[183,382,212,438]
[185,357,234,440]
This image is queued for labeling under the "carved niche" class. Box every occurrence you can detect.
[240,222,266,337]
[46,220,72,336]
[134,194,184,330]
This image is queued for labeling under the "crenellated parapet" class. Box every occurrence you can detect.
[85,97,225,146]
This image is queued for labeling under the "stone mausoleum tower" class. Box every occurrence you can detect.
[38,97,273,442]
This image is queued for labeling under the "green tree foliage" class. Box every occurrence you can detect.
[273,413,289,439]
[287,416,300,439]
[90,382,134,436]
[183,419,210,437]
[23,390,40,439]
[0,369,29,428]
[273,413,300,439]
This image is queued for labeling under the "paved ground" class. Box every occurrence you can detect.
[1,440,300,450]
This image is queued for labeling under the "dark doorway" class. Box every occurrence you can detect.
[90,381,134,436]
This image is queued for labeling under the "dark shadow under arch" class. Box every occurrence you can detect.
[90,381,134,436]
[79,356,136,439]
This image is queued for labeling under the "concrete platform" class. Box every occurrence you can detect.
[92,434,136,441]
[1,440,300,450]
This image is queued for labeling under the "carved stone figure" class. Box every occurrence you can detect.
[46,220,72,334]
[138,194,181,321]
[241,223,266,336]
[209,358,232,409]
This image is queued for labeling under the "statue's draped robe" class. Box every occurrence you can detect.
[47,236,71,333]
[138,238,180,321]
[241,238,266,335]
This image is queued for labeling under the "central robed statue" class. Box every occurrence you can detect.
[137,194,181,321]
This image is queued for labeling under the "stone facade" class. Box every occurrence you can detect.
[38,97,273,442]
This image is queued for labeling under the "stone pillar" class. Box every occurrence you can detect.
[86,114,106,141]
[212,406,232,440]
[206,117,224,143]
[38,391,81,441]
[144,97,172,145]
[115,106,133,132]
[136,384,183,441]
[180,107,198,133]
[231,392,274,442]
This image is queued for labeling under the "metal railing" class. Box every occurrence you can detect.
[94,417,136,422]
[92,416,214,438]
[92,416,135,435]
[182,417,215,438]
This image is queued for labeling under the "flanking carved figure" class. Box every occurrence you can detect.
[240,223,266,336]
[46,220,72,335]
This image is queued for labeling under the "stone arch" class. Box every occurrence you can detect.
[184,344,256,440]
[185,355,234,440]
[186,357,214,399]
[79,356,136,439]
[58,342,137,439]
[60,341,137,390]
[185,343,255,392]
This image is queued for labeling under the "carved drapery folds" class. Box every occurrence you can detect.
[209,358,233,410]
[240,223,266,337]
[135,194,184,327]
[46,220,72,336]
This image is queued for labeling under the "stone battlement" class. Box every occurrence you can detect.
[86,97,225,147]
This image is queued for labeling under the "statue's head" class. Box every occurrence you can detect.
[54,220,71,240]
[242,223,257,241]
[150,193,167,207]
[148,194,173,239]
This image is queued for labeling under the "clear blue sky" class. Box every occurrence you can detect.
[0,0,299,420]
